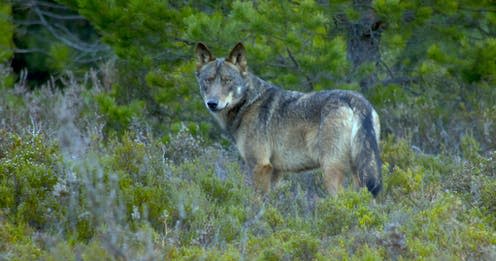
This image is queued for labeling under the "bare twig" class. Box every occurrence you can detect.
[378,58,394,80]
[29,0,72,10]
[32,6,109,53]
[14,48,49,55]
[286,47,314,91]
[38,10,85,20]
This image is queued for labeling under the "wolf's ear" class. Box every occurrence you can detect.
[227,42,247,75]
[195,43,215,70]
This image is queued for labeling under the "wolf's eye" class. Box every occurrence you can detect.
[204,77,215,84]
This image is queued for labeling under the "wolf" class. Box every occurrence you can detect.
[195,42,382,197]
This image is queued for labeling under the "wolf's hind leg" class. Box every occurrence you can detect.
[271,170,282,186]
[253,163,273,194]
[322,163,345,196]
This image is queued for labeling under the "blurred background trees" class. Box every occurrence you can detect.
[1,0,495,152]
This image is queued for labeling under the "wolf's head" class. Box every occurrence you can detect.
[195,43,248,113]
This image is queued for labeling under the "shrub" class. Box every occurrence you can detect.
[316,190,383,236]
[0,220,42,260]
[248,229,320,261]
[0,131,63,228]
[1,55,495,260]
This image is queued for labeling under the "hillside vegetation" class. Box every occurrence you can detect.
[1,1,495,260]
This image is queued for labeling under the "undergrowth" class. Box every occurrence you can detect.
[0,69,495,260]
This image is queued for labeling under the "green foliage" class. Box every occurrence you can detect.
[316,189,382,235]
[0,220,42,260]
[95,89,144,133]
[0,64,15,89]
[0,131,62,228]
[9,1,106,85]
[460,133,481,162]
[166,245,240,261]
[48,43,73,73]
[0,3,14,89]
[1,0,492,153]
[53,0,496,154]
[51,0,355,137]
[248,229,320,260]
[0,2,13,64]
[480,177,496,224]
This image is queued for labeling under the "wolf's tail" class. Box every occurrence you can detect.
[352,109,382,197]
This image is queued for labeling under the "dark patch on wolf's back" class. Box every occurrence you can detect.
[276,91,330,121]
[279,92,301,112]
[257,87,280,126]
[302,92,334,120]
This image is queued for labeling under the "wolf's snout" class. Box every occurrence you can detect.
[206,99,219,111]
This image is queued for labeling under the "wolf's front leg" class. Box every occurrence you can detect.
[252,163,273,194]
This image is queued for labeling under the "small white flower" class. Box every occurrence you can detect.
[131,205,141,220]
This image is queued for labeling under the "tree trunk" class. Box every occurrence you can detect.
[336,0,384,91]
